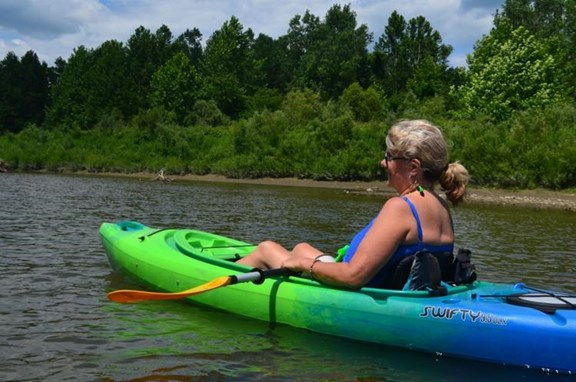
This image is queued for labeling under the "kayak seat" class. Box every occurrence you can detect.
[380,249,476,292]
[187,240,203,248]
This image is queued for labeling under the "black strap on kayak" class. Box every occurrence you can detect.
[478,286,576,314]
[138,229,170,242]
[505,294,576,314]
[523,285,576,310]
[478,293,576,299]
[249,268,298,285]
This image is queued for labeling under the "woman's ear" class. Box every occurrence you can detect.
[410,158,422,170]
[408,159,421,178]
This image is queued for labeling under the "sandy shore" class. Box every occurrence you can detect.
[96,171,576,212]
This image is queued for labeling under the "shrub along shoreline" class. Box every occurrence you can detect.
[1,101,575,202]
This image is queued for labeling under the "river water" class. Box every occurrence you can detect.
[1,173,575,381]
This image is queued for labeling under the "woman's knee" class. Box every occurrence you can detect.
[258,240,281,252]
[292,242,322,257]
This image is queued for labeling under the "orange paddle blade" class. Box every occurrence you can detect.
[107,276,233,303]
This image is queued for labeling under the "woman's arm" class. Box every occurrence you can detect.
[282,197,412,289]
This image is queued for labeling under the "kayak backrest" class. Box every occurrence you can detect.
[380,251,448,290]
[453,249,477,285]
[380,249,477,293]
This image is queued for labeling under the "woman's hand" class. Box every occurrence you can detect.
[281,252,310,273]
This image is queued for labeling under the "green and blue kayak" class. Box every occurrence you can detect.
[100,221,576,374]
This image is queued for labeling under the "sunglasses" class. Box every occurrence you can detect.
[384,152,409,163]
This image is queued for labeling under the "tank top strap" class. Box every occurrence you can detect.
[401,196,423,245]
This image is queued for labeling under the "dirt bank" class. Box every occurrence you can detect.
[97,172,576,212]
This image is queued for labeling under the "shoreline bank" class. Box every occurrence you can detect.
[78,171,576,212]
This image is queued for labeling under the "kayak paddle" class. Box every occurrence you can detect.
[107,267,294,303]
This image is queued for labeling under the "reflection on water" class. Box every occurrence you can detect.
[456,203,576,289]
[1,173,575,381]
[100,298,573,382]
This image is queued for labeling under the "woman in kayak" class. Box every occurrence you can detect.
[237,119,469,289]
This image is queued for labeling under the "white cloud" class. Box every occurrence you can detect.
[11,38,26,47]
[0,0,503,67]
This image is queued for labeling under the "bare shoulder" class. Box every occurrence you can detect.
[370,196,412,240]
[379,196,410,218]
[382,196,408,211]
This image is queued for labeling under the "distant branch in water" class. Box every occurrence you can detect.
[153,168,173,182]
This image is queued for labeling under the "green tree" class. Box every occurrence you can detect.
[455,23,563,120]
[150,52,201,124]
[49,57,67,88]
[283,11,320,88]
[0,52,22,133]
[126,25,178,112]
[0,51,50,133]
[372,11,407,96]
[340,82,384,122]
[372,11,452,106]
[47,41,130,129]
[173,28,204,67]
[286,5,372,98]
[19,51,50,126]
[496,0,575,99]
[567,0,576,98]
[499,0,566,37]
[0,53,22,133]
[46,46,93,129]
[202,16,258,118]
[88,40,131,120]
[252,33,293,92]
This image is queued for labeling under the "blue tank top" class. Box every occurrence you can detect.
[342,196,454,288]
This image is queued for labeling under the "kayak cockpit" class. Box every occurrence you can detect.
[173,230,256,262]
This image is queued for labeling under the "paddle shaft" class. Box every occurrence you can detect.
[233,267,295,284]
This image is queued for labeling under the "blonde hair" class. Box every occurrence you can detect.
[386,119,469,205]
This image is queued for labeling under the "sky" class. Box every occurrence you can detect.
[0,0,505,68]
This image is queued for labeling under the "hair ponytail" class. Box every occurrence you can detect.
[440,162,469,206]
